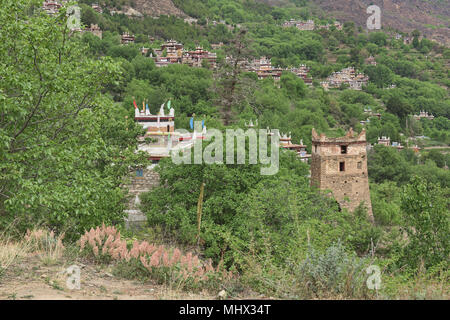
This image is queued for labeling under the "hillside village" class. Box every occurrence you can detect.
[0,0,449,302]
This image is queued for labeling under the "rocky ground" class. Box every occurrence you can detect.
[0,253,214,300]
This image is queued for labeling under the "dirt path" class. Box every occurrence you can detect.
[0,255,216,300]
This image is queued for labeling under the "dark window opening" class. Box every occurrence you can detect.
[167,125,170,132]
[339,162,345,172]
[341,145,347,154]
[314,145,318,153]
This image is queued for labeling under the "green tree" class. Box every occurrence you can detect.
[0,0,146,238]
[422,150,446,168]
[364,65,394,88]
[400,177,449,270]
[368,145,411,185]
[280,72,306,99]
[386,95,412,121]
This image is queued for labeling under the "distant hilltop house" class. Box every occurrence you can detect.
[208,19,236,31]
[248,57,283,81]
[283,19,342,31]
[363,106,381,119]
[152,40,217,69]
[184,17,198,25]
[140,47,148,55]
[365,56,377,66]
[413,110,435,120]
[121,32,135,45]
[321,67,369,90]
[359,118,371,126]
[377,136,391,146]
[42,0,65,15]
[290,64,313,85]
[283,19,315,31]
[402,35,423,45]
[263,126,311,163]
[83,24,102,39]
[279,132,311,163]
[153,40,183,67]
[377,136,404,151]
[403,36,413,45]
[91,3,103,13]
[226,57,312,83]
[225,56,281,80]
[317,21,344,31]
[183,47,217,68]
[211,42,224,50]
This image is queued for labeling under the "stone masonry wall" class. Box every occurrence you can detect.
[123,166,160,229]
[311,129,373,221]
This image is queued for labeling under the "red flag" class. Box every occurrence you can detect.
[133,99,138,109]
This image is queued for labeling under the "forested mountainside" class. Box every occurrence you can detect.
[88,0,450,44]
[310,0,450,46]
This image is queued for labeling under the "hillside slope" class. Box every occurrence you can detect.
[256,0,449,45]
[132,0,186,17]
[313,0,449,45]
[103,0,449,45]
[104,0,186,17]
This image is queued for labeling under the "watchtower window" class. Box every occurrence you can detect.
[314,145,318,153]
[136,169,144,177]
[167,125,170,132]
[341,145,347,154]
[357,161,362,169]
[339,161,345,172]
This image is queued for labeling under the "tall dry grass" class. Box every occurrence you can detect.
[0,230,32,276]
[0,227,65,277]
[25,229,65,265]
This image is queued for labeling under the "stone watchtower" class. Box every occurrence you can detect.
[310,128,373,221]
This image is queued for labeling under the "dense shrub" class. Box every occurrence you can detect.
[79,224,233,290]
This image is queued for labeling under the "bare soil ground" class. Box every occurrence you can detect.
[0,253,216,300]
